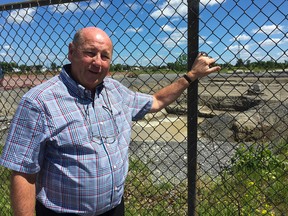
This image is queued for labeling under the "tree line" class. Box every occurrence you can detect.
[1,55,287,74]
[0,62,60,73]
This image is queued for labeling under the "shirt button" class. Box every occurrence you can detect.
[114,186,118,191]
[113,165,117,169]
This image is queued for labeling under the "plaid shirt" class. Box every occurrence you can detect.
[0,65,153,215]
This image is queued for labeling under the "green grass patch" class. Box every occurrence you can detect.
[125,158,188,215]
[0,141,287,215]
[0,145,12,215]
[126,141,288,215]
[0,166,11,215]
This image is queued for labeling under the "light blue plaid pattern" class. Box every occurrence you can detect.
[0,65,153,215]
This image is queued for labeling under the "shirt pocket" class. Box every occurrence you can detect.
[95,106,124,138]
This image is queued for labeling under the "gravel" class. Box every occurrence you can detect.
[130,138,238,185]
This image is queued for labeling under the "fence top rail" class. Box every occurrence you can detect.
[0,0,86,11]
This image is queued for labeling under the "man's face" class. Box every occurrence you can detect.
[68,28,113,90]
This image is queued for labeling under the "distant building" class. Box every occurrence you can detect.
[132,66,141,71]
[40,67,48,73]
[13,68,21,73]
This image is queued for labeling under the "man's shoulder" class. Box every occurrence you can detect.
[23,75,63,101]
[104,76,128,91]
[104,76,121,85]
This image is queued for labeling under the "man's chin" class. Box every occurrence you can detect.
[83,80,103,90]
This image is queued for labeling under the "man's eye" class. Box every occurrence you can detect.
[102,55,110,60]
[84,51,95,57]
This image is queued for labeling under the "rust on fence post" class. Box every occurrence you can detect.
[187,0,199,215]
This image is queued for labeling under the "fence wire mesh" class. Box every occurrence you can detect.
[0,0,287,215]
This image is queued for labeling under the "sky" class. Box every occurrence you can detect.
[0,0,287,68]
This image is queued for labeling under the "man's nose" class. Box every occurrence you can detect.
[92,54,101,65]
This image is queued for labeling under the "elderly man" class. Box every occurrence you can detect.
[0,27,220,216]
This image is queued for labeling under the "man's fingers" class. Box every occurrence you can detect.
[208,57,216,65]
[199,51,208,57]
[190,52,221,78]
[198,54,219,69]
[208,65,221,73]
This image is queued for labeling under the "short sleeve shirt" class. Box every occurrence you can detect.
[0,64,153,215]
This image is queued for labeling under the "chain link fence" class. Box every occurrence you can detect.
[0,0,287,215]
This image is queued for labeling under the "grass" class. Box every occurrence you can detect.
[0,145,12,216]
[125,141,288,215]
[196,142,288,215]
[1,141,287,215]
[0,167,11,216]
[125,157,188,215]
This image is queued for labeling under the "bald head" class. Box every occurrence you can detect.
[73,27,113,50]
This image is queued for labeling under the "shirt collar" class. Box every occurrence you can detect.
[60,64,104,100]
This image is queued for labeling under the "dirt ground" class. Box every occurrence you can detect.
[1,71,288,143]
[1,71,287,179]
[0,74,54,90]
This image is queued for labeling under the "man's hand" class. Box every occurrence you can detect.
[150,52,221,113]
[187,52,221,82]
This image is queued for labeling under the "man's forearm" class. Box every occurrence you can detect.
[150,53,221,113]
[150,76,189,112]
[11,171,36,216]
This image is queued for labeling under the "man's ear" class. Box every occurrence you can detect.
[68,43,74,61]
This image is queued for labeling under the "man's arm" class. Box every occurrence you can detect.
[150,53,221,113]
[10,171,37,216]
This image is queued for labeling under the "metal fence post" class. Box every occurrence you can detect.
[187,0,199,215]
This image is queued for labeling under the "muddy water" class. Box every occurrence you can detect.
[131,115,187,142]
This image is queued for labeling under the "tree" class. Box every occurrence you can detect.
[245,60,251,67]
[235,58,244,67]
[265,59,276,69]
[283,60,288,69]
[123,64,131,71]
[167,62,175,70]
[175,53,188,71]
[113,64,123,72]
[51,62,57,71]
[0,62,15,72]
[19,64,28,72]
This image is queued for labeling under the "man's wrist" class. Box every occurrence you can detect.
[183,74,192,84]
